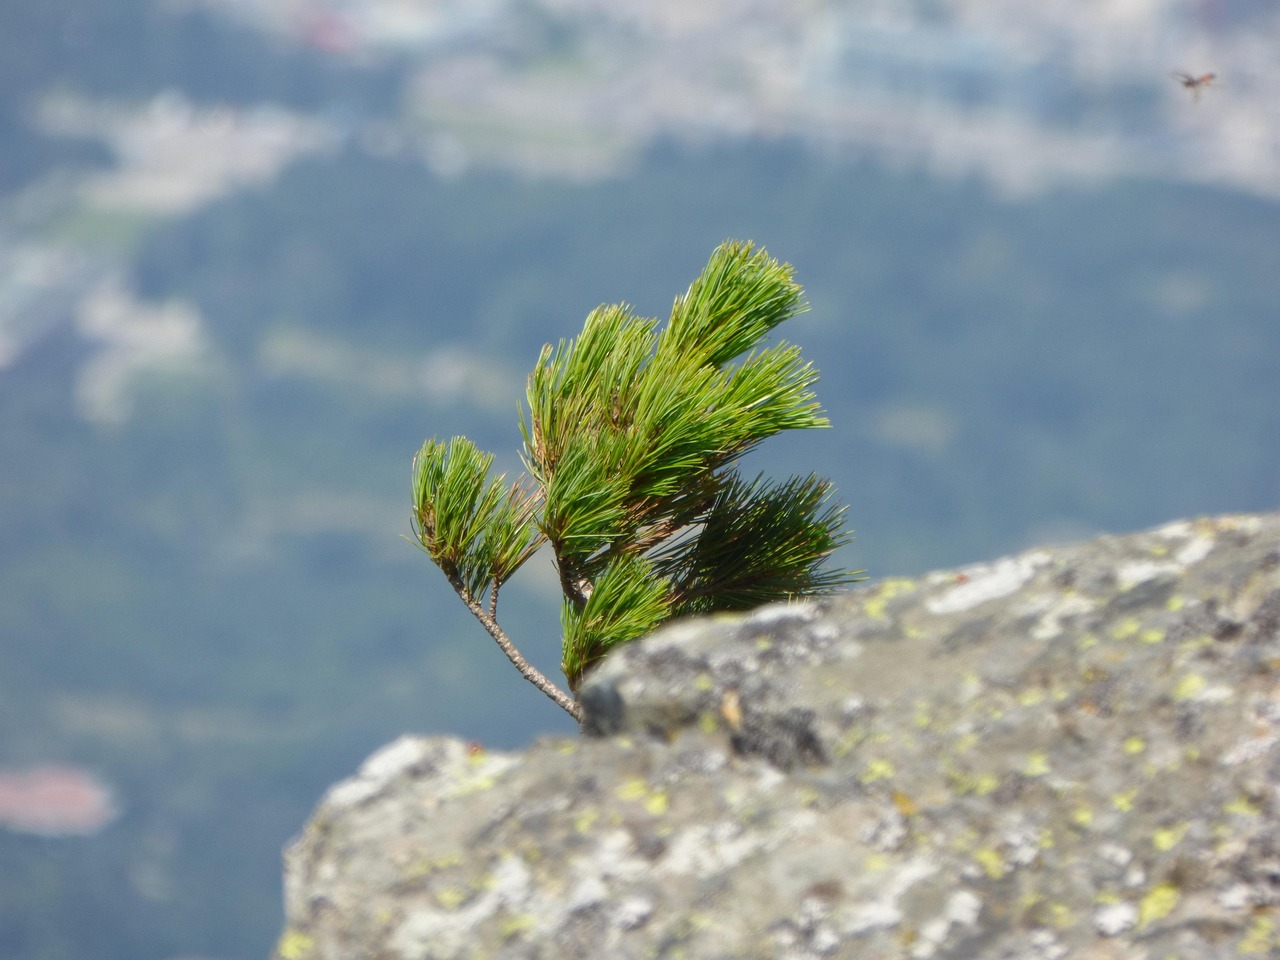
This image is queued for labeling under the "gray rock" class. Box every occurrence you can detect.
[274,512,1280,960]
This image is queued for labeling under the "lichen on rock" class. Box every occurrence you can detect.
[275,512,1280,959]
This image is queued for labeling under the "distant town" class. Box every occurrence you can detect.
[2,0,1277,403]
[183,0,1279,193]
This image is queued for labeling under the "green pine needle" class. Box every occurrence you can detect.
[411,437,542,602]
[561,554,671,690]
[658,473,866,616]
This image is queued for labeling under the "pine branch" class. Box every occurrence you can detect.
[658,473,866,615]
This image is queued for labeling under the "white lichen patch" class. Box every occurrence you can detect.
[913,889,983,958]
[1174,535,1214,566]
[660,820,763,876]
[745,600,821,627]
[1029,593,1096,641]
[1094,901,1137,936]
[841,855,939,936]
[577,828,650,884]
[324,737,443,810]
[927,554,1050,615]
[1116,560,1181,590]
[611,894,655,930]
[1221,731,1278,766]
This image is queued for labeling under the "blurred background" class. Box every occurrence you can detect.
[1,0,1277,957]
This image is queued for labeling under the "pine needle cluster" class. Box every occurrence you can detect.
[411,241,863,721]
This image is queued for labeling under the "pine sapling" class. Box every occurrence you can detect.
[410,241,864,722]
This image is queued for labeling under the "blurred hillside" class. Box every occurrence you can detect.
[0,1,1277,959]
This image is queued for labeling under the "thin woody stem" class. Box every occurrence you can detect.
[445,572,583,722]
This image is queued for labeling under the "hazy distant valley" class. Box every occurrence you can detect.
[1,2,1278,958]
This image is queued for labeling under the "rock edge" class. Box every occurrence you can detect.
[275,512,1280,960]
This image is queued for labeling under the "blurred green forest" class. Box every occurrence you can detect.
[1,2,1278,959]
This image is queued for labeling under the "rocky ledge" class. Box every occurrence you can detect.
[274,512,1280,960]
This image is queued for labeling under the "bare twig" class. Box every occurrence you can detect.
[444,571,583,722]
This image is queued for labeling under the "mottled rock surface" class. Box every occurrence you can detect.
[274,512,1280,960]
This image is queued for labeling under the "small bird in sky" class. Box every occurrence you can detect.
[1171,72,1217,101]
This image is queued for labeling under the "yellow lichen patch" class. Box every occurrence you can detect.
[573,806,599,834]
[617,778,649,801]
[645,790,669,816]
[1110,617,1143,641]
[831,727,869,758]
[1112,788,1140,813]
[971,773,1002,796]
[951,825,981,852]
[863,758,895,782]
[454,774,498,796]
[863,578,917,619]
[499,913,537,938]
[863,852,891,872]
[974,847,1006,879]
[1166,595,1185,612]
[435,886,468,910]
[1046,902,1073,929]
[408,852,464,878]
[1018,688,1046,707]
[1023,751,1051,777]
[519,843,543,864]
[1238,915,1279,955]
[694,673,714,691]
[1173,673,1207,701]
[914,700,933,729]
[1124,736,1146,755]
[1138,883,1180,928]
[1224,795,1260,817]
[1078,632,1100,651]
[1139,628,1165,645]
[1071,805,1094,828]
[1152,822,1189,852]
[616,778,667,816]
[275,929,315,960]
[863,596,890,620]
